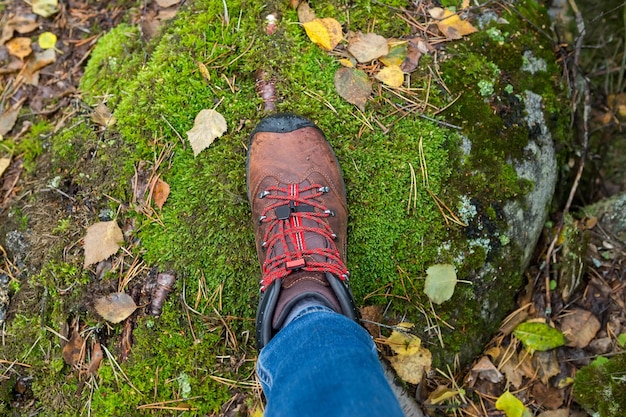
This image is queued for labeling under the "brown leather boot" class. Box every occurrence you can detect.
[247,113,359,348]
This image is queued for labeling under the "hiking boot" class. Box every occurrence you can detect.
[247,113,359,349]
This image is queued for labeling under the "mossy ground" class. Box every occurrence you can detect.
[0,0,569,414]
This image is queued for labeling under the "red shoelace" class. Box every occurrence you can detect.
[257,183,349,291]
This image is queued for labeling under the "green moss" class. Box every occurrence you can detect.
[574,354,626,416]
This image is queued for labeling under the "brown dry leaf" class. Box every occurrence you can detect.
[360,305,382,337]
[88,342,104,375]
[429,7,478,40]
[186,109,227,157]
[31,0,59,18]
[156,0,179,7]
[22,48,56,86]
[297,1,316,24]
[94,292,138,323]
[152,177,170,209]
[62,331,85,367]
[347,32,388,63]
[303,18,342,51]
[6,37,32,59]
[385,323,432,384]
[401,37,432,73]
[0,14,39,45]
[471,356,503,383]
[334,67,372,110]
[500,353,524,388]
[375,65,404,88]
[533,350,561,385]
[92,102,116,127]
[83,221,124,268]
[560,308,601,348]
[0,102,24,136]
[531,382,564,409]
[537,409,569,417]
[0,158,11,179]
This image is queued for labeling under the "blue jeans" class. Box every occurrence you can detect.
[257,306,405,417]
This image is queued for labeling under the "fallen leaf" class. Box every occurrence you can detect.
[0,102,24,136]
[533,350,561,385]
[513,321,565,353]
[560,308,601,348]
[424,263,457,304]
[360,305,382,337]
[338,58,355,68]
[94,292,138,323]
[427,385,462,405]
[92,102,116,127]
[88,342,104,375]
[0,158,11,179]
[347,32,389,63]
[303,18,343,51]
[537,409,569,417]
[6,37,32,59]
[62,331,85,367]
[297,1,316,23]
[31,0,59,18]
[152,178,170,209]
[38,31,57,49]
[532,382,564,409]
[401,37,432,73]
[471,356,503,383]
[375,65,404,87]
[495,391,526,417]
[0,14,39,45]
[380,40,407,67]
[385,323,432,384]
[156,0,179,7]
[500,353,524,388]
[334,67,372,110]
[21,48,56,86]
[429,7,478,40]
[186,109,227,156]
[83,221,124,267]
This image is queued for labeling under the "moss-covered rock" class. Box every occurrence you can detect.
[0,0,570,414]
[574,354,626,417]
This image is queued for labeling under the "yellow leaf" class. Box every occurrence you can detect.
[338,58,354,68]
[0,158,10,179]
[38,31,57,49]
[384,322,432,384]
[428,385,461,405]
[495,391,525,417]
[375,65,404,87]
[186,109,227,156]
[303,18,342,51]
[31,0,59,18]
[83,221,124,268]
[429,7,478,39]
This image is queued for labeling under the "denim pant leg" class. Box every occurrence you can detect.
[257,307,405,417]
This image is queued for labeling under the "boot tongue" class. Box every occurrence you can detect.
[271,270,342,329]
[268,182,330,265]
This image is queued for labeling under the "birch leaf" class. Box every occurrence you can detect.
[424,263,457,304]
[152,178,170,209]
[186,109,227,156]
[31,0,59,18]
[334,67,371,110]
[0,158,11,179]
[513,321,565,353]
[38,32,57,49]
[429,7,478,39]
[303,18,342,51]
[94,292,138,323]
[347,32,388,63]
[385,323,432,384]
[83,221,124,267]
[375,65,404,87]
[6,37,32,59]
[495,391,526,417]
